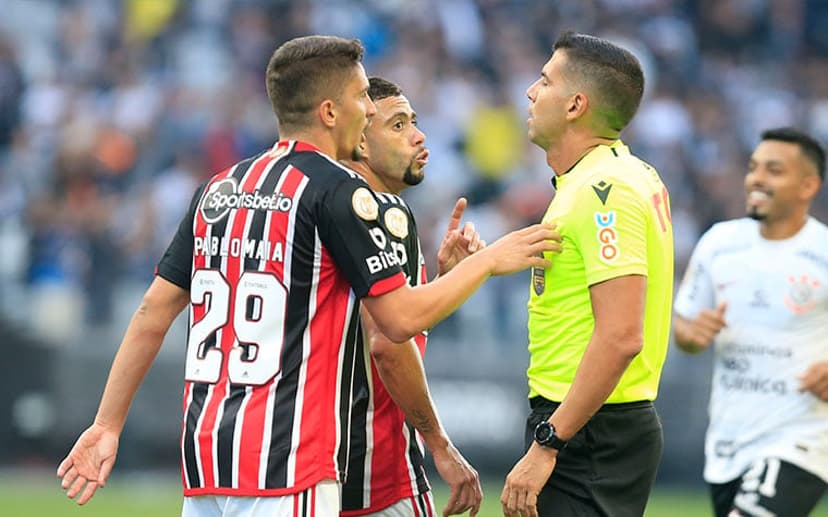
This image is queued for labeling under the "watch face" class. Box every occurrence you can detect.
[535,422,552,442]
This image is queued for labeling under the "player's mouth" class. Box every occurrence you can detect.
[414,148,429,166]
[747,190,771,207]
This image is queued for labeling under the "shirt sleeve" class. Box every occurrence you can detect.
[156,183,207,290]
[569,178,648,286]
[317,178,405,299]
[674,228,716,318]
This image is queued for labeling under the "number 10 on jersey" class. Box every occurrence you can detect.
[651,186,672,233]
[185,269,287,386]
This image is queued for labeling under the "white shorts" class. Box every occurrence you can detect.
[182,479,340,517]
[361,492,436,517]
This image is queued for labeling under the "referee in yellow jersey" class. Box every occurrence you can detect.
[501,32,675,517]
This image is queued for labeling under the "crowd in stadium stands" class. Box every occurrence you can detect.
[1,0,827,343]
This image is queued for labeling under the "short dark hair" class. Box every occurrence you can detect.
[553,31,644,132]
[266,36,365,131]
[760,127,825,181]
[368,77,402,102]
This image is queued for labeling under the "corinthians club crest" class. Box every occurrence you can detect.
[784,274,821,314]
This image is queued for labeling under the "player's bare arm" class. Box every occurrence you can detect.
[363,223,560,343]
[799,361,828,401]
[502,274,646,517]
[674,301,728,354]
[436,198,486,277]
[361,308,482,517]
[57,276,189,505]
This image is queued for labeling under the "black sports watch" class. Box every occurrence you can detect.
[533,421,568,450]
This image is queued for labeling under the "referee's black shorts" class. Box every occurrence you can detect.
[525,397,663,517]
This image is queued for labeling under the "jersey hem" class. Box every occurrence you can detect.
[183,471,338,497]
[155,268,190,291]
[585,264,647,287]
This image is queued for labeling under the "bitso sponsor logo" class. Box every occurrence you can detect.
[200,178,293,223]
[594,211,618,262]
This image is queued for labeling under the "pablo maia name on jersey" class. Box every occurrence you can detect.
[194,177,293,262]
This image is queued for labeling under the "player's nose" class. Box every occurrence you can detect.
[412,126,425,145]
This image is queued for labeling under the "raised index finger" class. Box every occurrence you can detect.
[446,198,468,233]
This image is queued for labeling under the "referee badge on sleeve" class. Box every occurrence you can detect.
[532,258,546,295]
[352,187,379,221]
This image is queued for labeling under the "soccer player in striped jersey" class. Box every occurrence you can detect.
[341,77,483,517]
[57,36,560,516]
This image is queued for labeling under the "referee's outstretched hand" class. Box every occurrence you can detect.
[481,223,561,276]
[501,443,557,517]
[57,422,119,505]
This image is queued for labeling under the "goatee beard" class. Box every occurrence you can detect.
[403,166,424,186]
[747,208,766,221]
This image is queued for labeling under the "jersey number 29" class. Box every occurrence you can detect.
[184,269,287,385]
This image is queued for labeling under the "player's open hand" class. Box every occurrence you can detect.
[484,223,561,276]
[57,422,120,505]
[431,440,482,516]
[437,198,486,277]
[501,444,557,517]
[799,361,828,401]
[686,301,728,350]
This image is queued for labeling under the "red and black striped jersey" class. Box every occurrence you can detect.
[156,140,406,497]
[342,193,431,515]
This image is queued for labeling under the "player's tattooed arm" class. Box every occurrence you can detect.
[361,306,482,516]
[410,408,436,435]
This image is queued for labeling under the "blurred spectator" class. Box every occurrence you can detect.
[0,0,826,347]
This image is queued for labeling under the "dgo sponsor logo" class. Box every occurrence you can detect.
[201,178,293,223]
[594,211,618,263]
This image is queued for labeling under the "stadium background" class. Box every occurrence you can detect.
[0,0,826,514]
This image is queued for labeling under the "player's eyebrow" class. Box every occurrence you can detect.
[386,111,412,124]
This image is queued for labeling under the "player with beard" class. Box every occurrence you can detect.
[341,77,483,517]
[57,36,561,516]
[675,127,828,517]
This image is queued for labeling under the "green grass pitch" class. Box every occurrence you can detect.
[3,473,826,516]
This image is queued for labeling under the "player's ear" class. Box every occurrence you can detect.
[566,91,589,121]
[318,99,337,129]
[357,132,369,159]
[800,172,821,201]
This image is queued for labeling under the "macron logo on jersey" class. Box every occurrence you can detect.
[201,177,293,223]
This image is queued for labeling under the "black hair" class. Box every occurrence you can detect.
[553,31,644,131]
[760,127,825,181]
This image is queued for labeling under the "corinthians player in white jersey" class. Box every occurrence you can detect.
[674,127,828,517]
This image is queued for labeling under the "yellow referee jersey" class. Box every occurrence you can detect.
[527,140,674,403]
